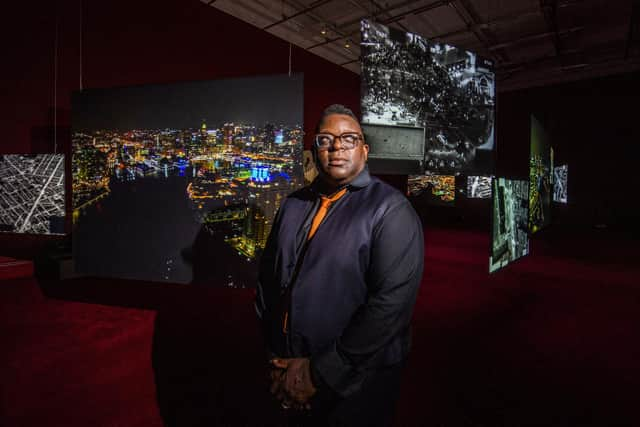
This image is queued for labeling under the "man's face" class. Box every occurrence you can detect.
[314,114,369,187]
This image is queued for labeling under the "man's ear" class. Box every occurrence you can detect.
[362,141,369,161]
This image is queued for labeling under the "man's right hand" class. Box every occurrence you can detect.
[269,363,297,410]
[270,358,315,410]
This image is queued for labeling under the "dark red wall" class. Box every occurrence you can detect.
[1,0,360,151]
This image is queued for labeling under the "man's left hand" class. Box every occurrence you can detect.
[270,357,317,408]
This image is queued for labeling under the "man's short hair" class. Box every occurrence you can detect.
[315,104,360,133]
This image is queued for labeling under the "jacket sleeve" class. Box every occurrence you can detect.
[310,199,424,397]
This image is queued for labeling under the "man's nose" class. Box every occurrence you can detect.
[329,136,344,151]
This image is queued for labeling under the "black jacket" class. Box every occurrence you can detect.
[255,168,424,398]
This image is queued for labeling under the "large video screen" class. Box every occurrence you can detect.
[72,74,304,287]
[361,19,495,175]
[553,164,568,203]
[490,178,530,273]
[529,115,552,234]
[0,154,65,235]
[466,175,492,199]
[408,173,455,206]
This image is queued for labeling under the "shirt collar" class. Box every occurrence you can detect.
[348,165,371,189]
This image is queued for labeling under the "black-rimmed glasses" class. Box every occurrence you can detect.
[314,132,362,151]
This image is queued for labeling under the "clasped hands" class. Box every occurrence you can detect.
[269,357,317,410]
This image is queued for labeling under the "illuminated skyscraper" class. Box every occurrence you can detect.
[275,129,284,145]
[200,120,209,147]
[223,123,234,149]
[264,123,275,152]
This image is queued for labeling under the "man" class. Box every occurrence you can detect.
[256,104,424,426]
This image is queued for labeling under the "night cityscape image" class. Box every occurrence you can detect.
[554,164,568,203]
[72,74,304,287]
[408,173,455,205]
[0,154,65,235]
[529,115,552,234]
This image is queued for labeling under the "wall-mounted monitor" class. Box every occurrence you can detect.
[529,115,552,234]
[490,178,530,273]
[72,74,304,287]
[466,175,492,199]
[408,173,455,206]
[0,154,65,235]
[361,19,495,175]
[553,164,568,203]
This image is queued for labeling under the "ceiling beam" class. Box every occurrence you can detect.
[498,53,640,93]
[306,0,451,50]
[540,0,561,55]
[338,0,439,30]
[370,0,410,31]
[340,58,359,66]
[424,1,586,43]
[284,0,354,43]
[419,6,540,42]
[488,26,582,52]
[450,0,504,61]
[278,0,360,62]
[347,0,411,32]
[305,0,571,57]
[496,38,628,73]
[557,0,585,8]
[384,0,451,25]
[262,0,334,30]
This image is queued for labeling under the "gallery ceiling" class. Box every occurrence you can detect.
[201,0,640,91]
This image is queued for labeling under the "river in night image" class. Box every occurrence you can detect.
[73,168,261,287]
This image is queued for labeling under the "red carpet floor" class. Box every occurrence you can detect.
[0,256,34,280]
[1,227,638,426]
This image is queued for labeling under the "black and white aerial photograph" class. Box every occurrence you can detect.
[0,154,65,235]
[360,19,495,175]
[553,164,568,203]
[466,175,492,198]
